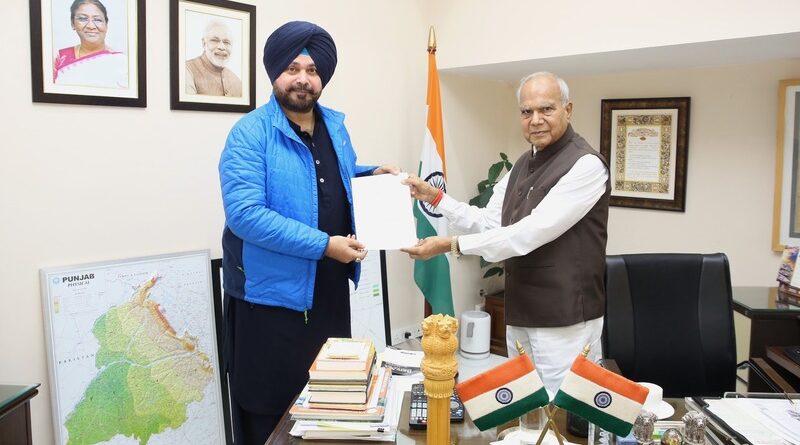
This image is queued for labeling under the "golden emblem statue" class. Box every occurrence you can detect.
[420,314,459,445]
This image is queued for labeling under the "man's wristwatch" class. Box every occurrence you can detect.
[450,236,462,258]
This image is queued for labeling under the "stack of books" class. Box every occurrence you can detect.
[777,246,800,307]
[289,338,392,423]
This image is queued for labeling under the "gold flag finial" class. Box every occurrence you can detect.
[515,340,526,356]
[427,26,437,53]
[581,344,591,357]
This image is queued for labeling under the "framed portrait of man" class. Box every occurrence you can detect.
[29,0,147,107]
[170,0,256,113]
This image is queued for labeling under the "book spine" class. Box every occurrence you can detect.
[778,246,800,285]
[309,348,376,380]
[373,367,391,409]
[778,283,800,296]
[777,290,800,306]
[314,339,375,370]
[308,400,369,411]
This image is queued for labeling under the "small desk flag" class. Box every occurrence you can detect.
[552,355,649,437]
[455,354,549,431]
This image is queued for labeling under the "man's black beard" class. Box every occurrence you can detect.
[275,86,320,113]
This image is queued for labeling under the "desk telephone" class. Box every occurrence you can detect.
[408,383,465,429]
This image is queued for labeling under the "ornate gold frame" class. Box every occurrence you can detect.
[600,97,691,211]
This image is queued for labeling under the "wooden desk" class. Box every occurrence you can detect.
[0,384,39,445]
[732,287,800,391]
[268,393,584,444]
[266,393,687,444]
[766,346,800,379]
[483,291,507,357]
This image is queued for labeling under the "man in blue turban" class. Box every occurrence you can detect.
[218,21,399,443]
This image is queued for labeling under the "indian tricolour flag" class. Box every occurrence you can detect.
[413,30,454,316]
[454,354,549,431]
[553,355,649,437]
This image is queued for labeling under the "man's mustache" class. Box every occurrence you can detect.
[289,85,314,93]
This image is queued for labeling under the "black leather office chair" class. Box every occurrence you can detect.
[602,253,737,398]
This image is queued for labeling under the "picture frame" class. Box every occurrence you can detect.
[208,258,233,442]
[29,0,147,107]
[170,0,256,113]
[772,79,800,251]
[600,97,691,211]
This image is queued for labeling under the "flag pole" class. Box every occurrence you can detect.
[536,346,593,445]
[537,405,566,445]
[541,346,594,445]
[511,342,566,445]
[422,25,436,318]
[537,345,592,444]
[417,24,454,317]
[532,342,585,445]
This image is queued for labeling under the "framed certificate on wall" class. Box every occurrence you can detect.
[600,97,691,212]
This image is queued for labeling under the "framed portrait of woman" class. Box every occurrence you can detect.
[170,0,256,113]
[29,0,146,107]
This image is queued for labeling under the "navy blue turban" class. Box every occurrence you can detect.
[263,21,337,88]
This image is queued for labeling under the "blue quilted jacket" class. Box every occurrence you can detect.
[219,95,375,311]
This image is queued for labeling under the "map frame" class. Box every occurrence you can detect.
[40,250,230,445]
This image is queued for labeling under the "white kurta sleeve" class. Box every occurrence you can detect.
[435,173,508,234]
[457,154,608,263]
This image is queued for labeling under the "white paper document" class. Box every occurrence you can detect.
[706,398,800,445]
[351,173,416,250]
[380,347,424,375]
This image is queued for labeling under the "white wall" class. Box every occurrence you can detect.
[436,73,522,305]
[3,0,799,442]
[566,61,800,283]
[1,1,430,443]
[430,0,800,70]
[438,60,800,292]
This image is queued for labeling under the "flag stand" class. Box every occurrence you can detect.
[511,341,567,445]
[530,343,592,445]
[533,404,565,445]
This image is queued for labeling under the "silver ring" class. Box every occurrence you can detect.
[354,258,361,263]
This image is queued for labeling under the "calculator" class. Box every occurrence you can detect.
[408,383,465,429]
